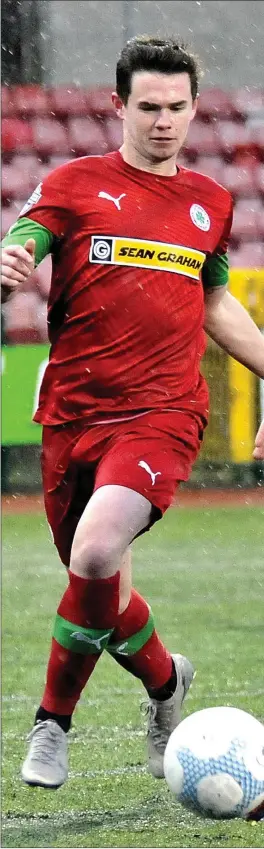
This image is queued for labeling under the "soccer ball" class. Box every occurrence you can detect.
[164,706,264,819]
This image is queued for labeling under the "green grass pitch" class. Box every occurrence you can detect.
[2,506,264,848]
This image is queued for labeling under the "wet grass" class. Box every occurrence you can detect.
[2,506,264,848]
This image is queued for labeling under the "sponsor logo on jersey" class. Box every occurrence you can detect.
[89,236,205,279]
[19,183,43,217]
[190,204,211,232]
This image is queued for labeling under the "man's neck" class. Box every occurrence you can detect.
[119,144,178,176]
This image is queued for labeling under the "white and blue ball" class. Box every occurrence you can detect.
[164,706,264,819]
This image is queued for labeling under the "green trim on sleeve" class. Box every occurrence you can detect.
[202,252,229,289]
[1,217,54,267]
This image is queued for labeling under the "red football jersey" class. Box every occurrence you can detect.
[22,151,233,425]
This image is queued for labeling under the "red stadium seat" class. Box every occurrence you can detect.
[12,154,42,178]
[231,198,262,241]
[2,118,33,153]
[36,162,55,183]
[1,86,16,117]
[229,242,264,267]
[177,154,189,168]
[49,154,75,169]
[257,206,264,237]
[1,164,33,202]
[3,290,44,344]
[1,204,20,238]
[85,87,115,117]
[231,88,264,120]
[31,118,70,156]
[192,156,223,181]
[220,163,256,197]
[249,123,264,159]
[197,88,236,122]
[10,156,46,197]
[36,156,75,184]
[68,117,107,155]
[183,122,220,159]
[235,197,263,213]
[49,86,88,118]
[11,155,74,186]
[104,117,123,151]
[233,151,261,168]
[12,85,50,116]
[255,164,264,195]
[217,121,258,161]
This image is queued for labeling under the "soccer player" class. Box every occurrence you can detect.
[2,37,264,790]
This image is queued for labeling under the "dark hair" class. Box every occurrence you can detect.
[116,36,203,103]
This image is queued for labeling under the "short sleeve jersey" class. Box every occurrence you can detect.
[21,150,233,425]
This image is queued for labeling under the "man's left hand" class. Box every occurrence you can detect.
[253,419,264,460]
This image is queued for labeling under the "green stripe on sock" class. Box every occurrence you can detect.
[107,609,155,657]
[53,613,114,654]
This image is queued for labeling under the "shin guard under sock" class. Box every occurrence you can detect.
[39,570,120,717]
[107,588,175,694]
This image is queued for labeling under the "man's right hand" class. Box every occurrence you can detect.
[1,239,36,301]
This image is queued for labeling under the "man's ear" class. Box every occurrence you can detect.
[112,92,126,119]
[190,96,198,122]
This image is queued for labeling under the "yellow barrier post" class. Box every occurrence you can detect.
[228,269,264,462]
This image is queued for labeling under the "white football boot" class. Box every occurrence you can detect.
[146,653,195,778]
[21,720,68,788]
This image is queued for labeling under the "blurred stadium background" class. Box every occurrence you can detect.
[1,0,264,493]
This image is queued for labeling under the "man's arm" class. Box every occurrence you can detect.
[1,217,54,300]
[253,419,264,460]
[204,285,264,461]
[2,216,54,264]
[204,286,264,380]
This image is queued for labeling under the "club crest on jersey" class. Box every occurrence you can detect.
[90,236,206,280]
[190,204,210,232]
[19,183,43,217]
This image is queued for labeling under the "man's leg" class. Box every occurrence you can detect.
[107,554,194,779]
[86,410,200,775]
[22,484,152,788]
[110,549,175,688]
[22,410,198,787]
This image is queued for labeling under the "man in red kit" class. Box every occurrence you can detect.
[2,36,264,789]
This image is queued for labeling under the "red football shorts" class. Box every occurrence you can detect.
[41,410,206,566]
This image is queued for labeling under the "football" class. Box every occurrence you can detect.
[164,706,264,819]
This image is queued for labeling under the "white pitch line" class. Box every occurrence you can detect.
[3,727,145,742]
[2,687,264,705]
[2,793,150,831]
[1,693,140,706]
[70,764,147,779]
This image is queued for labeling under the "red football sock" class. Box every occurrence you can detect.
[107,588,173,690]
[41,570,120,715]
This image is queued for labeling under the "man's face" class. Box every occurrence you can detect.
[113,71,197,164]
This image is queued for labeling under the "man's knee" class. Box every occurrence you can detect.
[70,530,124,578]
[69,484,151,579]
